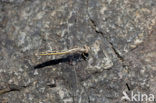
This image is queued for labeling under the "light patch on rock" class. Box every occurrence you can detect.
[43,21,50,29]
[40,87,45,93]
[60,29,67,37]
[123,46,128,53]
[21,8,31,20]
[0,69,5,73]
[92,40,100,55]
[130,34,144,48]
[103,57,113,69]
[58,89,65,99]
[134,39,143,44]
[107,0,112,4]
[35,11,45,20]
[63,98,73,103]
[34,69,38,75]
[18,31,26,46]
[51,10,56,17]
[22,36,41,52]
[22,43,32,52]
[100,5,107,15]
[134,37,143,45]
[28,94,33,101]
[144,52,156,63]
[19,68,24,72]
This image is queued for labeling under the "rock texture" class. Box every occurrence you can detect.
[0,0,155,103]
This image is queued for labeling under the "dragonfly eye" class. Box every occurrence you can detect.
[81,53,89,60]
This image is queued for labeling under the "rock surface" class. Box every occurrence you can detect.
[0,0,155,103]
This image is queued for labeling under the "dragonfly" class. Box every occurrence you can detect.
[34,45,90,102]
[36,45,90,56]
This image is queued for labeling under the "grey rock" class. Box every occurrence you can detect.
[0,0,155,103]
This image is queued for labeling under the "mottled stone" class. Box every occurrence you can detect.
[0,0,155,103]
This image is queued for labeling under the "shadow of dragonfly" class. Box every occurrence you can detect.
[34,53,88,69]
